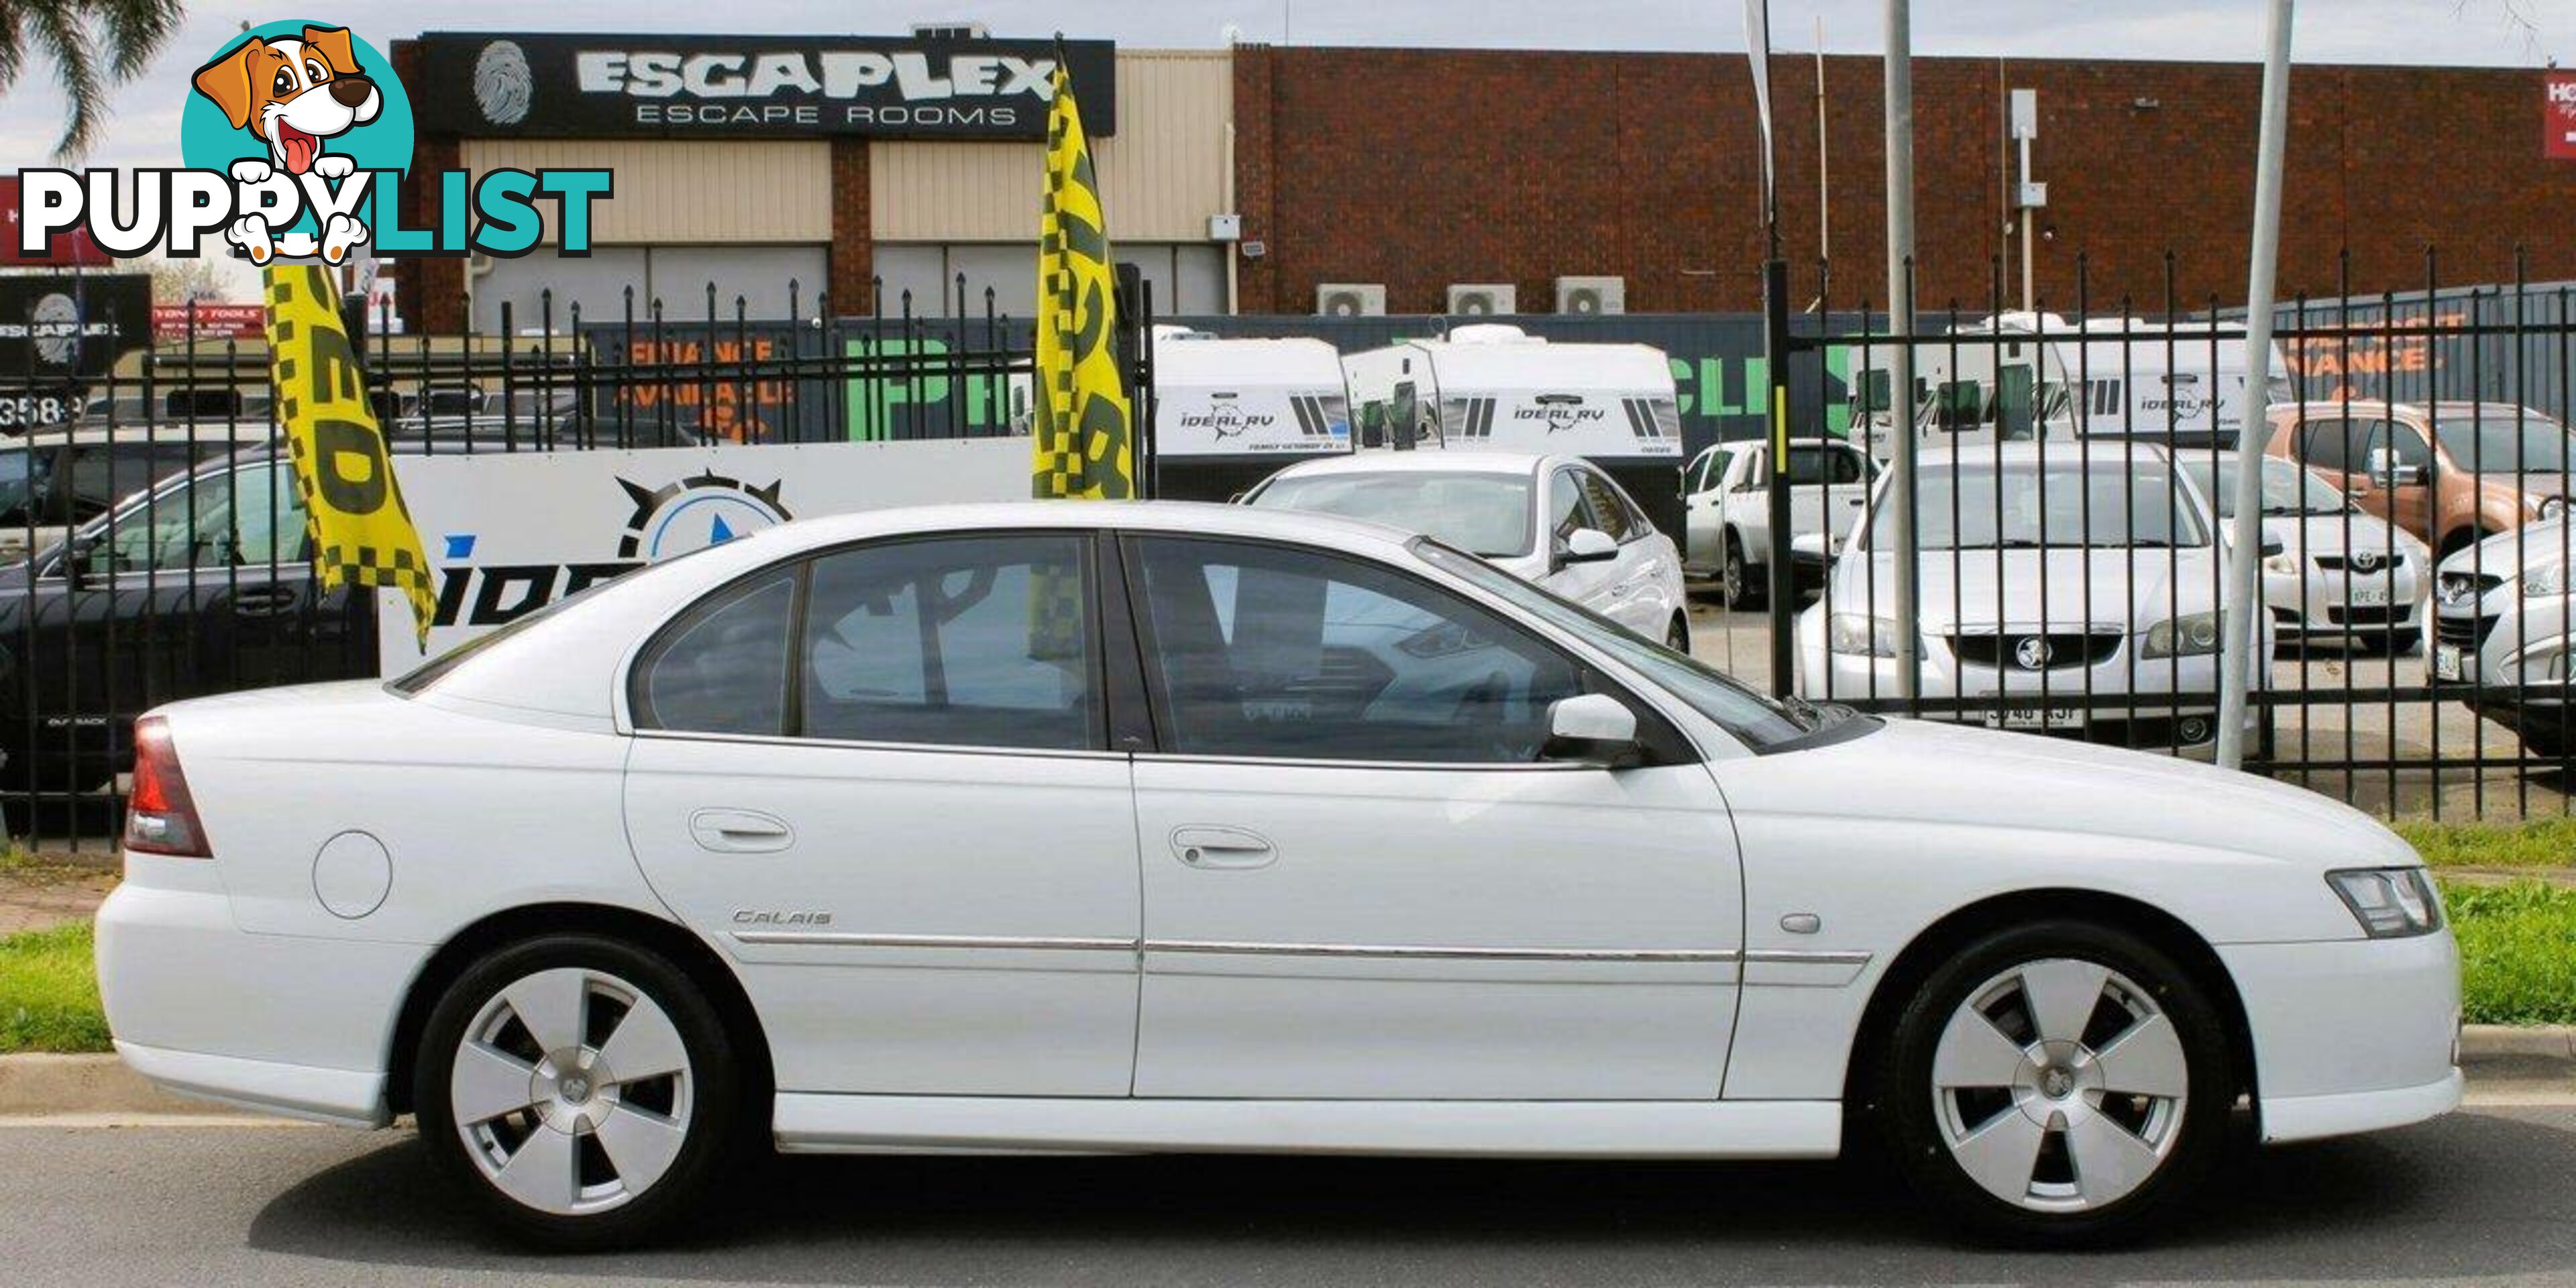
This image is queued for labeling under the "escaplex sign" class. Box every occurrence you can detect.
[413,33,1117,140]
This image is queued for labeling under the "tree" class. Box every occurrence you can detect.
[0,0,186,160]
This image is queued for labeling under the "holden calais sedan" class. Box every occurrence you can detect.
[99,502,2455,1251]
[1797,444,2273,755]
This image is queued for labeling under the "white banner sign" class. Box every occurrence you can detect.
[378,437,1031,674]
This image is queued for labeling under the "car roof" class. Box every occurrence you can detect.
[1265,450,1556,478]
[1912,441,2174,468]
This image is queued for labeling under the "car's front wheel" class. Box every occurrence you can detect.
[415,934,745,1251]
[1876,920,2232,1246]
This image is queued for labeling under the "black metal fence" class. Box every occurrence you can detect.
[1770,250,2576,818]
[0,272,1160,848]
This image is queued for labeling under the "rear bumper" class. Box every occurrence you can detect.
[95,863,419,1128]
[2219,931,2462,1144]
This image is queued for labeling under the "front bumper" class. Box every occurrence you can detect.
[2265,561,2424,641]
[1798,632,2251,753]
[2220,929,2463,1144]
[95,860,421,1128]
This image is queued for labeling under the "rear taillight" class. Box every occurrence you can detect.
[125,716,211,858]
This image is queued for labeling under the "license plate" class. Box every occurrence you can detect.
[1983,700,2086,731]
[2434,644,2463,681]
[2347,586,2392,606]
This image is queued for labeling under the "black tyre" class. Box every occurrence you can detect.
[1874,920,2233,1247]
[1666,614,1692,655]
[1722,533,1765,611]
[415,933,747,1252]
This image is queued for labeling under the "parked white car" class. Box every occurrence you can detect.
[1798,443,2272,755]
[1680,436,1873,609]
[100,501,2455,1252]
[2176,455,2430,655]
[2432,521,2576,759]
[1242,451,1689,648]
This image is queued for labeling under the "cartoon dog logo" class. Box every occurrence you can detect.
[191,25,380,264]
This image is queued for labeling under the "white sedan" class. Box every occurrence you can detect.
[1241,451,1690,649]
[100,501,2457,1251]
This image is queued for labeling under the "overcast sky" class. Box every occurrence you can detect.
[2,0,2565,175]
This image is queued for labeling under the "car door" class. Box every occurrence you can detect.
[188,461,370,692]
[621,531,1143,1097]
[2295,417,2386,525]
[1724,447,1769,560]
[1122,533,1743,1099]
[1574,466,1671,637]
[1538,465,1617,611]
[1682,447,1728,572]
[2377,418,2438,539]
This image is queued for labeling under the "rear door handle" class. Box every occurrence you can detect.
[690,808,795,854]
[1171,826,1276,869]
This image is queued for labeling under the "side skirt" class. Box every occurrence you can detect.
[772,1094,1843,1159]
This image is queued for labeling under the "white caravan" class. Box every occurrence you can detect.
[1851,312,2293,455]
[1150,327,1353,460]
[1341,325,1685,461]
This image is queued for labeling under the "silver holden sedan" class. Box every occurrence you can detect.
[1796,443,2270,755]
[2179,456,2430,656]
[2432,520,2576,759]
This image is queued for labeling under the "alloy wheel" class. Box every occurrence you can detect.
[450,967,696,1216]
[1929,957,2188,1213]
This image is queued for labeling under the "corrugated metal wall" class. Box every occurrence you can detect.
[460,140,835,244]
[869,50,1232,243]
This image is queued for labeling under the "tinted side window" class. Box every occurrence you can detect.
[1132,537,1585,763]
[634,571,795,736]
[800,535,1099,751]
[1548,468,1595,544]
[1576,471,1637,541]
[2298,419,2361,470]
[2383,420,2432,470]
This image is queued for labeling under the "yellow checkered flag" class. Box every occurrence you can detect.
[261,264,437,648]
[1031,47,1134,500]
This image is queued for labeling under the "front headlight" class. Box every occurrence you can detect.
[2262,551,2299,574]
[1828,612,1905,658]
[2326,867,2445,938]
[2541,495,2568,522]
[2524,562,2567,599]
[2141,610,2223,659]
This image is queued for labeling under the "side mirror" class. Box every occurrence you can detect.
[1542,693,1642,767]
[1554,527,1619,570]
[2367,448,2424,488]
[1790,531,1835,567]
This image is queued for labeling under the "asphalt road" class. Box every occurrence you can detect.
[5,1102,2575,1287]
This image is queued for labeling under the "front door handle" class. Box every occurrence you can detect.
[690,808,795,854]
[231,586,300,617]
[1171,825,1276,869]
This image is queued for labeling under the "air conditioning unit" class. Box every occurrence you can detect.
[1555,275,1626,315]
[910,21,990,39]
[1316,283,1387,317]
[1446,283,1516,317]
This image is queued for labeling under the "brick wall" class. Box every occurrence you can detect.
[828,138,873,314]
[386,40,464,333]
[1238,46,2576,315]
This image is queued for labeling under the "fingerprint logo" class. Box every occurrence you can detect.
[30,294,80,369]
[474,40,533,125]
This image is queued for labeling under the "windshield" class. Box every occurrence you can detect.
[1413,538,1823,750]
[1250,472,1535,558]
[1868,459,2209,550]
[2435,412,2576,474]
[2180,457,2346,519]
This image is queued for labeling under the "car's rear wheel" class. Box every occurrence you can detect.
[1666,613,1691,655]
[415,934,745,1251]
[1876,920,2231,1246]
